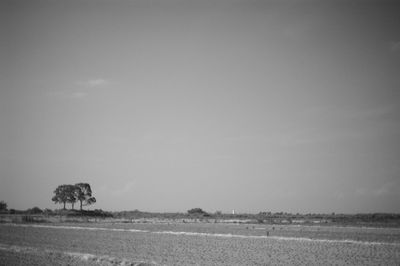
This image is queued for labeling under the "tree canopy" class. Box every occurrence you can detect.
[0,201,7,211]
[74,183,96,211]
[52,183,96,210]
[52,184,75,210]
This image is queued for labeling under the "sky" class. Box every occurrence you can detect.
[1,0,399,214]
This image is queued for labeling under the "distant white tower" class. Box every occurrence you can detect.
[232,210,235,215]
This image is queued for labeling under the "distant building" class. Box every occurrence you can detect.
[232,210,235,215]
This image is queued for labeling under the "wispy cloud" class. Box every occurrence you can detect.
[46,90,90,100]
[70,91,88,99]
[46,78,109,100]
[77,78,109,88]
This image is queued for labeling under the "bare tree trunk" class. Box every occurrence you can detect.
[63,202,66,210]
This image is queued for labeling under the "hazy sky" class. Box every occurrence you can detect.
[1,0,399,213]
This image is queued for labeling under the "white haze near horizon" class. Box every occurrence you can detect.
[1,0,399,214]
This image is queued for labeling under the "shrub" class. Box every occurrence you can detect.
[43,208,53,215]
[188,208,205,214]
[187,208,210,217]
[28,207,43,214]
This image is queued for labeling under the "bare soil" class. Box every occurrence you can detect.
[1,223,399,265]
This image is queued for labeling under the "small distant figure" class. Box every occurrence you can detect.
[232,210,235,215]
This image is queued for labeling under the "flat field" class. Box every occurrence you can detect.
[0,222,399,265]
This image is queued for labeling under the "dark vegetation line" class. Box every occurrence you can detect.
[1,202,400,227]
[1,184,400,227]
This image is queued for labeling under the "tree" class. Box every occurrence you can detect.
[52,184,75,210]
[74,183,96,211]
[187,208,208,216]
[68,188,77,210]
[0,201,7,211]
